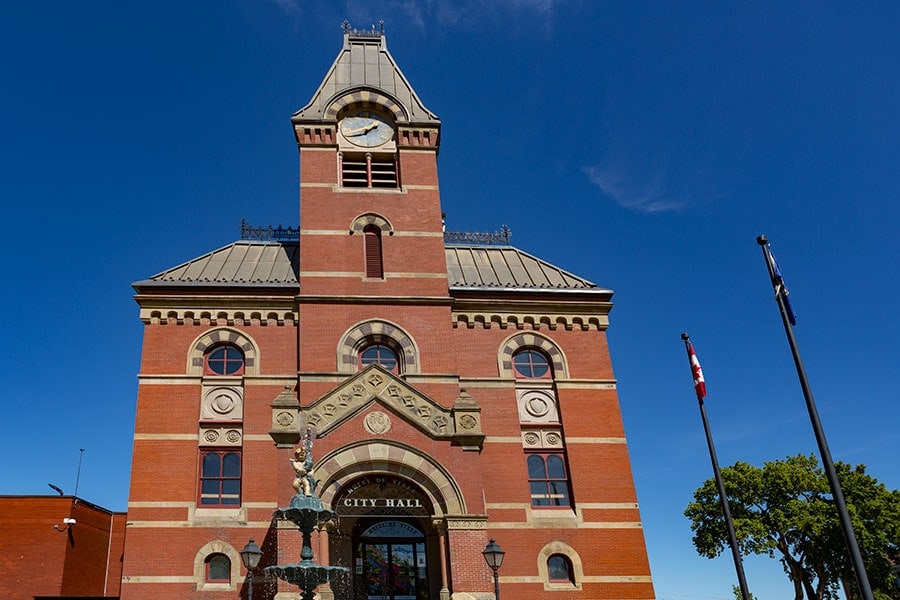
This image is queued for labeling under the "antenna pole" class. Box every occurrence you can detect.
[74,448,85,497]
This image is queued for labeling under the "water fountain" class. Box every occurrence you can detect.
[265,430,349,600]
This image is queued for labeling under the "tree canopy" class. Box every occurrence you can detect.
[684,454,900,600]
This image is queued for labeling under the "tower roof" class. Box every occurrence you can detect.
[292,24,439,125]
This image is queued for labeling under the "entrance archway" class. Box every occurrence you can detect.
[330,475,438,600]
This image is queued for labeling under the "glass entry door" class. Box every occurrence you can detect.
[356,521,428,600]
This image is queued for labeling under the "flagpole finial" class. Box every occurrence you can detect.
[756,234,768,245]
[681,332,690,340]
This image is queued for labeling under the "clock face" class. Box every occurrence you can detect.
[340,113,394,148]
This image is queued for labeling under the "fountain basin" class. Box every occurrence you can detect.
[265,561,349,588]
[273,494,337,529]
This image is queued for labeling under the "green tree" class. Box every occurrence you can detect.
[684,454,900,600]
[732,584,758,600]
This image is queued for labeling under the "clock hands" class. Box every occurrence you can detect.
[344,120,380,137]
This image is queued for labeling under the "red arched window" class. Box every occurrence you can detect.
[205,344,245,376]
[363,225,383,279]
[359,343,399,373]
[512,348,552,379]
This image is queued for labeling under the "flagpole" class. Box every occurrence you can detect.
[756,235,874,600]
[681,333,752,600]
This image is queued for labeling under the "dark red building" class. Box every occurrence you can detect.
[0,495,126,599]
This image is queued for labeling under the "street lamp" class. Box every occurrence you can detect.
[240,539,263,600]
[482,538,505,600]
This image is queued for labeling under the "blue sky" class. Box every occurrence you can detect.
[2,2,898,599]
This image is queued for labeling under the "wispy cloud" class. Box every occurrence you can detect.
[582,164,682,213]
[431,0,559,31]
[271,0,302,14]
[268,0,563,34]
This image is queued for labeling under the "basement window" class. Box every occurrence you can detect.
[340,153,398,188]
[206,554,231,583]
[548,554,575,584]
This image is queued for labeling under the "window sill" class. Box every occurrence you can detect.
[198,581,236,592]
[529,506,579,526]
[543,582,583,592]
[190,506,247,524]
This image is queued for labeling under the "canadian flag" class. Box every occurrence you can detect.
[688,342,707,400]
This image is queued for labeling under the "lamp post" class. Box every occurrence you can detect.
[240,539,263,600]
[482,538,505,600]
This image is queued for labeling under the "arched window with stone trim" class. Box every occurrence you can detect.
[194,541,242,591]
[497,332,567,380]
[537,541,584,591]
[336,320,419,374]
[187,328,259,377]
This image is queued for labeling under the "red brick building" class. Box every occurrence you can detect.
[122,27,654,600]
[0,495,126,599]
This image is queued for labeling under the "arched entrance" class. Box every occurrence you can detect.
[331,475,437,600]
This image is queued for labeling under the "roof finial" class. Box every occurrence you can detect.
[341,19,385,39]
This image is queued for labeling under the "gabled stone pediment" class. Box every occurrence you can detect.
[305,365,484,449]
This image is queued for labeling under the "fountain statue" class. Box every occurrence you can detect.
[265,428,349,600]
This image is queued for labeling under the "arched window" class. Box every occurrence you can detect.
[205,344,245,376]
[359,343,399,373]
[363,225,383,278]
[205,553,231,583]
[513,348,552,379]
[547,554,575,584]
[199,450,242,506]
[527,453,571,507]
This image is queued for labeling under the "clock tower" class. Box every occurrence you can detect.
[291,24,447,300]
[123,23,654,600]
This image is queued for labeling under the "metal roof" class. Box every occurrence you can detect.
[445,245,604,292]
[134,241,299,288]
[292,28,439,124]
[135,241,605,293]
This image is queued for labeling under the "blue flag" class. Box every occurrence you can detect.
[770,248,797,326]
